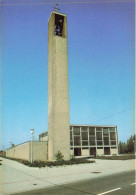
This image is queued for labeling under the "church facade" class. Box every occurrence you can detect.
[39,125,118,157]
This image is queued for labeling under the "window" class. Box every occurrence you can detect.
[104,137,109,145]
[109,127,115,131]
[96,127,102,131]
[81,126,88,131]
[103,128,109,136]
[82,147,89,149]
[82,132,88,140]
[110,132,116,140]
[73,127,80,135]
[89,137,95,145]
[82,141,88,146]
[74,136,81,146]
[96,132,102,140]
[111,141,116,145]
[89,127,95,136]
[70,126,72,130]
[70,141,73,146]
[70,131,72,140]
[74,148,81,156]
[54,14,64,37]
[97,141,103,145]
[90,147,96,156]
[104,147,110,155]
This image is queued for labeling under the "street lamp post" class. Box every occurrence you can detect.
[30,129,35,164]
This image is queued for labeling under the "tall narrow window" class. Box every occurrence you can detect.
[74,136,81,146]
[89,137,96,145]
[82,132,88,140]
[73,127,80,135]
[81,127,88,131]
[96,132,102,140]
[104,137,109,145]
[89,127,95,136]
[70,131,72,140]
[110,132,116,140]
[103,128,109,136]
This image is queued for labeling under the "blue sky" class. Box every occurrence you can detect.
[1,0,135,150]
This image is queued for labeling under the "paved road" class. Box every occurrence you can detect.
[1,158,135,194]
[13,170,135,195]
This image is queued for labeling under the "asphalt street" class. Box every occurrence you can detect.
[13,170,135,195]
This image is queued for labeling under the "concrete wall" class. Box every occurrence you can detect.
[82,149,89,156]
[111,148,118,155]
[6,141,48,161]
[97,149,104,156]
[48,11,70,161]
[6,142,30,160]
[39,136,48,142]
[70,149,74,156]
[32,142,48,161]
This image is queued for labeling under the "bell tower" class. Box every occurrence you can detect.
[48,10,70,160]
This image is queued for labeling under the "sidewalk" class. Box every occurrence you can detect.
[0,157,135,195]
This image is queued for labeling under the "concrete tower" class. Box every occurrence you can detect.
[48,11,70,160]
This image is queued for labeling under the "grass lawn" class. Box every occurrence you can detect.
[94,154,135,160]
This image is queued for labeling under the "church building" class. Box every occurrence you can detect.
[6,9,118,161]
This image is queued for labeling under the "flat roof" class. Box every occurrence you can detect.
[70,124,117,128]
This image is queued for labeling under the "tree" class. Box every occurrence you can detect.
[126,135,135,154]
[118,134,135,154]
[118,141,127,154]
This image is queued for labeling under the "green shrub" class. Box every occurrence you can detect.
[1,155,95,167]
[55,151,64,161]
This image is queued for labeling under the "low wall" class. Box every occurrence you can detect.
[32,141,48,161]
[6,141,48,161]
[6,142,30,160]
